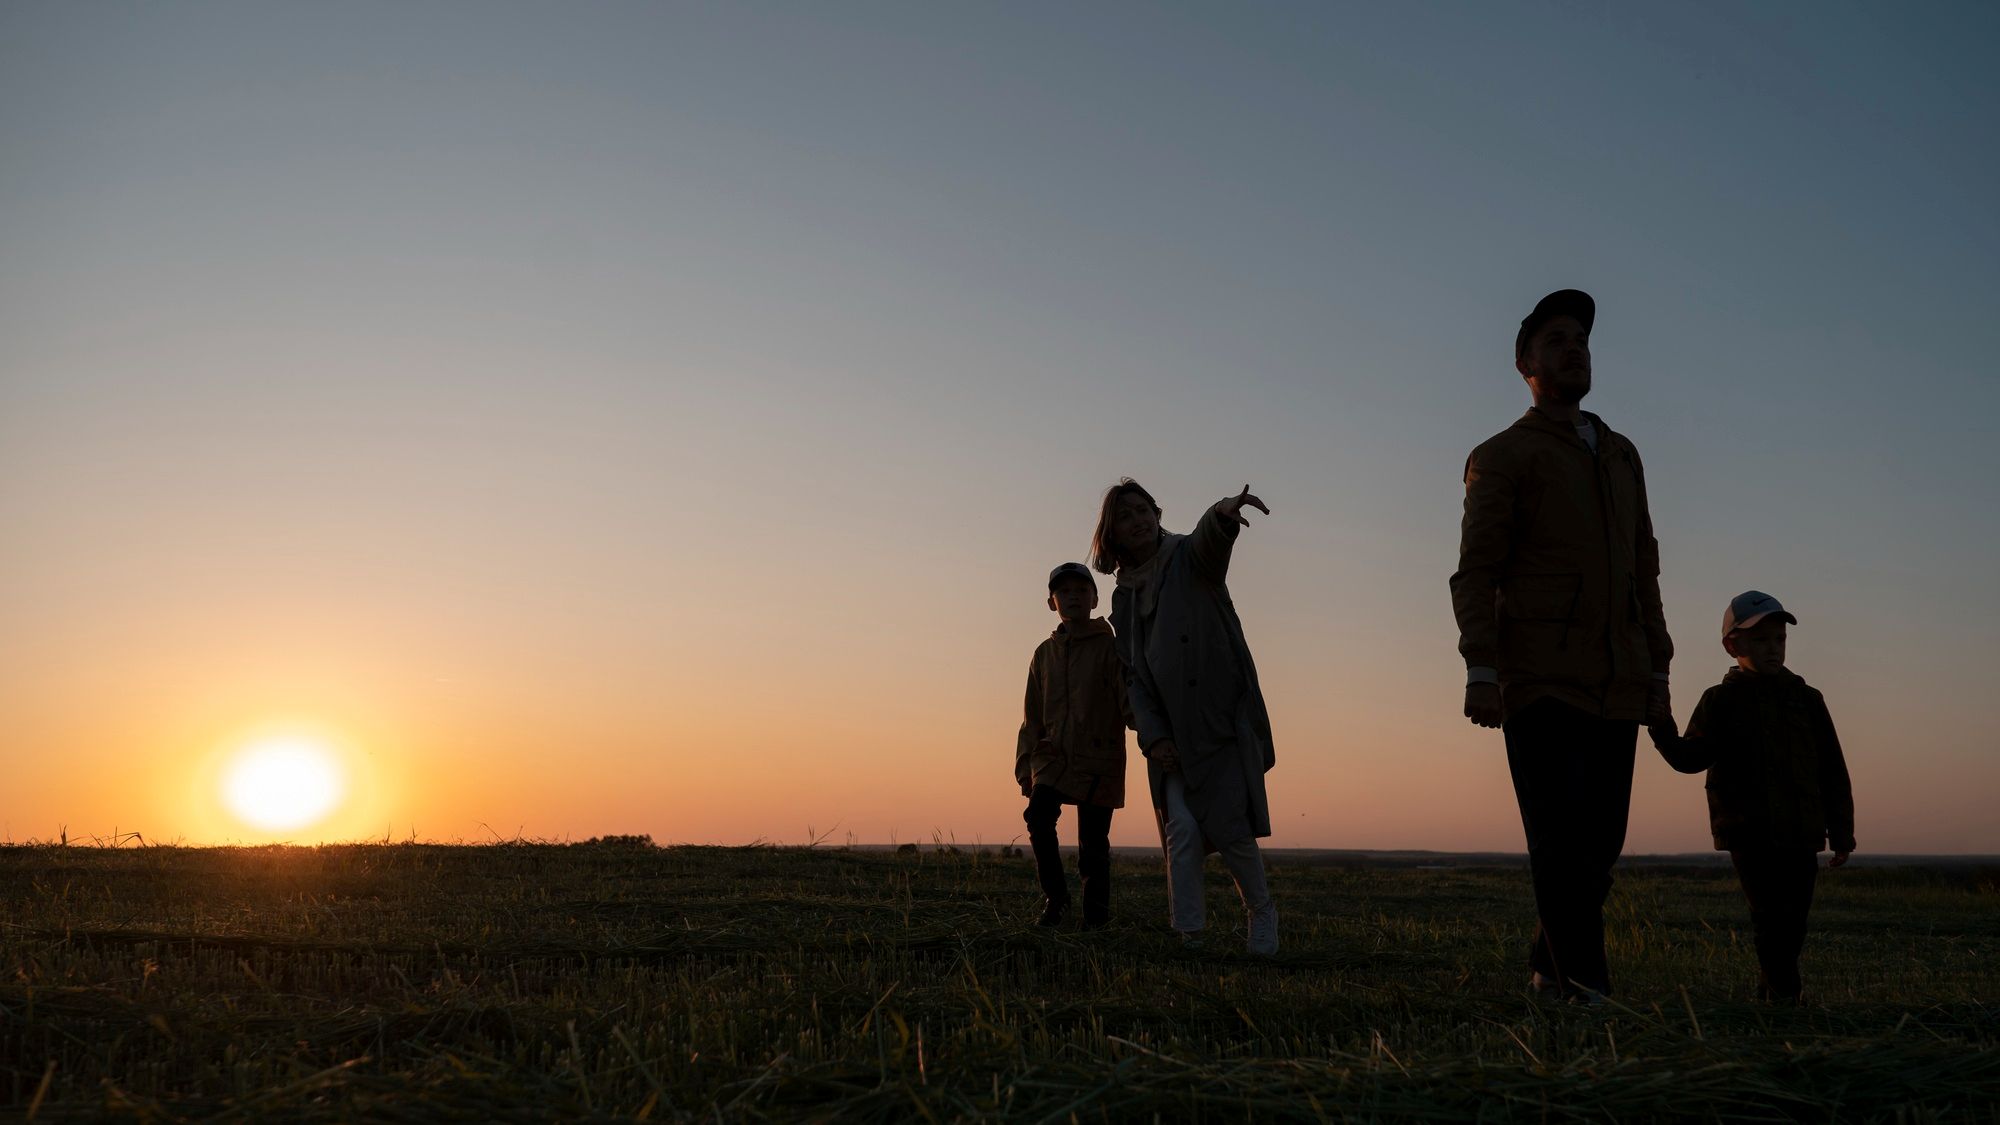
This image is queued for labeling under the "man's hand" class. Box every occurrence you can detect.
[1647,681,1673,726]
[1218,485,1270,527]
[1464,682,1502,729]
[1149,739,1181,772]
[1829,851,1851,869]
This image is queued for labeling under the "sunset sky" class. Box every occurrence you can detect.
[4,2,1995,853]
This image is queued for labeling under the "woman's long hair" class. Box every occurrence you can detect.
[1089,478,1160,574]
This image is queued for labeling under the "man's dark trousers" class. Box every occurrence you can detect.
[1729,847,1819,1000]
[1024,785,1112,922]
[1503,698,1637,995]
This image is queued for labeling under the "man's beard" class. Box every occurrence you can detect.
[1545,372,1591,405]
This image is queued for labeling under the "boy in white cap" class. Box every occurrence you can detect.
[1016,563,1132,928]
[1649,591,1856,1002]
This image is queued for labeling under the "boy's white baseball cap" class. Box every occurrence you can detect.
[1722,590,1797,637]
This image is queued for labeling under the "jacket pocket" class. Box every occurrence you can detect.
[1030,744,1067,785]
[1500,572,1583,622]
[1072,736,1125,775]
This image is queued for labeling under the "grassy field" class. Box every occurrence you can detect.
[1,842,1994,1122]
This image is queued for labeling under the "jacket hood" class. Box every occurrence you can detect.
[1721,665,1805,689]
[1053,616,1113,640]
[1513,407,1611,449]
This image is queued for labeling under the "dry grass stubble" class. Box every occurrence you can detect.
[1,843,1995,1121]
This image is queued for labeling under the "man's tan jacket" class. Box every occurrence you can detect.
[1451,408,1673,722]
[1016,617,1131,807]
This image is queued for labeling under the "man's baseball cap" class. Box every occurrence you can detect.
[1722,590,1797,637]
[1047,562,1094,591]
[1515,288,1596,358]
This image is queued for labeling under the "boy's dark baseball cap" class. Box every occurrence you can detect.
[1047,562,1094,591]
[1515,289,1596,358]
[1722,590,1797,637]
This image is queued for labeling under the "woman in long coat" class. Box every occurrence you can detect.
[1092,478,1278,953]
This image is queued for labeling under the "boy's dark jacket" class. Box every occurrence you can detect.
[1653,667,1856,853]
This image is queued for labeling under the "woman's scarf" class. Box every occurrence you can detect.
[1114,531,1183,621]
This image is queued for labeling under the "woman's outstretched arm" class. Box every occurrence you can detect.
[1188,484,1269,587]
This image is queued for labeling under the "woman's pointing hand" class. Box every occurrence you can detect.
[1218,485,1270,527]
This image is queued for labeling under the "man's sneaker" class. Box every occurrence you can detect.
[1529,972,1562,995]
[1082,910,1110,930]
[1178,931,1205,951]
[1037,899,1070,928]
[1247,902,1279,956]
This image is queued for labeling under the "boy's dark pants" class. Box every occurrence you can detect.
[1729,847,1819,1000]
[1503,698,1637,995]
[1024,785,1112,922]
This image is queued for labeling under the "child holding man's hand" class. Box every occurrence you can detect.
[1650,591,1856,1003]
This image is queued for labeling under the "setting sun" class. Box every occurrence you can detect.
[221,739,347,831]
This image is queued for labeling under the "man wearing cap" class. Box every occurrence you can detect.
[1449,289,1675,999]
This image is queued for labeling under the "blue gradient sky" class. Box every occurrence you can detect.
[4,2,1995,851]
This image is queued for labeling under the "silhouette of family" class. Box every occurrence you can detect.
[1016,288,1856,1005]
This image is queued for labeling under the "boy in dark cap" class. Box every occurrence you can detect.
[1649,591,1856,1002]
[1016,563,1132,927]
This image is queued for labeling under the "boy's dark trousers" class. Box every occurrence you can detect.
[1729,847,1819,1000]
[1503,698,1638,995]
[1024,785,1112,923]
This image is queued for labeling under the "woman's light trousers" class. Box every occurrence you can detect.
[1161,772,1277,953]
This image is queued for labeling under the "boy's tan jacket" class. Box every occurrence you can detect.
[1016,617,1132,808]
[1450,409,1674,722]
